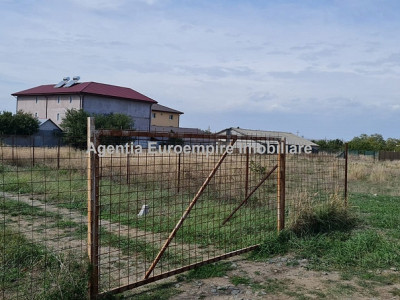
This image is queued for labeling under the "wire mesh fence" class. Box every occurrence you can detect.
[0,127,348,299]
[88,124,347,297]
[0,136,88,299]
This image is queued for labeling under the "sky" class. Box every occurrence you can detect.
[0,0,399,140]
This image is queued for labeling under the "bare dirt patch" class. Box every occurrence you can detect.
[130,255,400,300]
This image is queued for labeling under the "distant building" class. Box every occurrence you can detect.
[150,125,209,145]
[12,78,157,131]
[216,127,319,153]
[151,104,183,127]
[3,119,62,147]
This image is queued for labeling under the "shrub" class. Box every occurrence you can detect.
[290,194,357,237]
[0,110,40,135]
[60,109,134,149]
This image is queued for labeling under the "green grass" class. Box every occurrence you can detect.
[351,193,400,231]
[122,282,181,300]
[2,161,399,298]
[98,227,182,265]
[0,226,88,299]
[0,192,182,269]
[230,275,251,286]
[0,197,61,219]
[177,262,234,281]
[256,278,287,294]
[54,219,80,229]
[0,163,278,251]
[250,193,400,282]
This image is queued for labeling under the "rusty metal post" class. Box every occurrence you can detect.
[277,139,286,232]
[245,148,249,197]
[344,143,348,206]
[87,117,99,299]
[177,153,181,193]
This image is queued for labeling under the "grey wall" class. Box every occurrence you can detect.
[83,95,151,131]
[2,132,62,147]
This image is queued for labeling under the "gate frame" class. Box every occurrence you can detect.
[87,117,286,299]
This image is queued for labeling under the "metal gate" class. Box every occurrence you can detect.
[87,118,286,298]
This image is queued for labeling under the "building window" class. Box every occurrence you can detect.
[152,113,156,118]
[57,113,60,121]
[57,96,60,104]
[35,97,38,104]
[69,96,72,103]
[169,115,174,120]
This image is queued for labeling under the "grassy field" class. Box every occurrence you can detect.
[125,192,399,299]
[0,225,88,299]
[1,146,398,299]
[125,157,400,299]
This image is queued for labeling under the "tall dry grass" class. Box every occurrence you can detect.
[0,145,85,170]
[348,159,400,196]
[288,192,357,236]
[0,145,350,212]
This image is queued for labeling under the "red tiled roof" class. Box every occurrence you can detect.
[12,82,157,103]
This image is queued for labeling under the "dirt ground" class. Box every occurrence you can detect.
[128,255,400,300]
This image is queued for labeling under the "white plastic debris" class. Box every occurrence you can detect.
[137,204,149,216]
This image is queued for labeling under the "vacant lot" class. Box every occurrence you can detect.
[0,146,398,299]
[125,158,400,299]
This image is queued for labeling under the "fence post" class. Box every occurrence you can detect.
[344,143,348,206]
[87,117,99,299]
[277,139,286,232]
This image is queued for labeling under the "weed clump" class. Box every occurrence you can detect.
[250,194,358,260]
[290,195,358,237]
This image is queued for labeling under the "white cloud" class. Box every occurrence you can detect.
[0,0,399,138]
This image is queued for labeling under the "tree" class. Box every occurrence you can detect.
[348,134,386,151]
[0,110,39,135]
[385,138,400,152]
[60,109,90,149]
[0,111,14,135]
[60,109,134,149]
[312,139,344,151]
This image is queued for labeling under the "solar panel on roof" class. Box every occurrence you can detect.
[54,77,70,88]
[64,76,80,88]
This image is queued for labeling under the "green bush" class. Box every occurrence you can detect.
[0,110,40,135]
[60,109,134,149]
